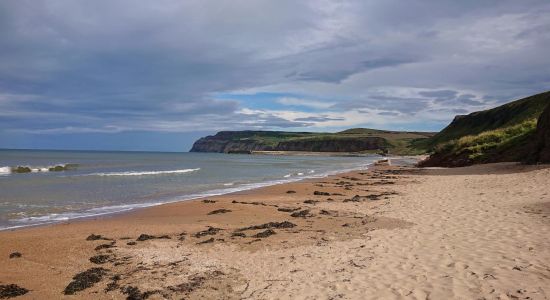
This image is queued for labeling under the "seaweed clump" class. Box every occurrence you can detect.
[0,284,29,298]
[63,267,108,295]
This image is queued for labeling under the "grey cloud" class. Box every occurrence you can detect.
[0,0,549,142]
[337,95,432,114]
[456,94,484,106]
[378,111,400,116]
[419,90,458,101]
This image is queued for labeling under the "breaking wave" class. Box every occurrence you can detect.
[87,168,200,177]
[0,164,77,175]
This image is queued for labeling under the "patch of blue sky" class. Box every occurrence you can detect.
[212,92,335,113]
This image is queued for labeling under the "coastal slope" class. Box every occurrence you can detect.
[419,91,550,167]
[190,129,435,155]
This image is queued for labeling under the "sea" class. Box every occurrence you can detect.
[0,149,380,230]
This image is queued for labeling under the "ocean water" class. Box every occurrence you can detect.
[0,149,379,230]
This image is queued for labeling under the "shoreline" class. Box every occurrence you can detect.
[0,157,388,232]
[1,160,549,299]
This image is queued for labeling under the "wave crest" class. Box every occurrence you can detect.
[0,164,77,175]
[88,168,200,177]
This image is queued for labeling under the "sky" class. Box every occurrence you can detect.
[1,0,549,151]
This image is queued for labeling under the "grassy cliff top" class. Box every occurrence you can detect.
[208,128,435,155]
[422,91,550,149]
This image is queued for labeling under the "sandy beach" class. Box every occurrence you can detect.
[1,160,550,299]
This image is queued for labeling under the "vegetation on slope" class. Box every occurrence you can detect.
[419,91,550,167]
[418,91,550,151]
[419,119,537,167]
[190,129,435,155]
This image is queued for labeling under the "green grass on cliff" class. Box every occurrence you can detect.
[221,129,435,155]
[421,91,550,150]
[432,118,537,162]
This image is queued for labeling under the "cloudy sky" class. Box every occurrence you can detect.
[1,0,549,151]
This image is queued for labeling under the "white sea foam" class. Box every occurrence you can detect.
[0,167,11,176]
[87,168,200,177]
[284,174,292,178]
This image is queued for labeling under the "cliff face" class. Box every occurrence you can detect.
[419,91,550,168]
[530,103,550,163]
[276,137,386,152]
[423,91,550,149]
[190,136,275,153]
[190,131,389,153]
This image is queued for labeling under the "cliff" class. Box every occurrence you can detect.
[420,91,550,150]
[419,91,550,167]
[528,102,550,163]
[190,129,434,154]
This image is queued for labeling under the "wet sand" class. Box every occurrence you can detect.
[1,160,550,299]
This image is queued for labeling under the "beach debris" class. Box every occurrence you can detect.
[126,241,137,246]
[197,238,215,245]
[136,234,171,241]
[252,229,276,238]
[236,221,296,232]
[231,200,270,206]
[0,284,29,299]
[313,191,330,196]
[121,286,160,300]
[168,273,218,295]
[320,210,339,217]
[303,199,319,205]
[286,190,296,194]
[207,209,232,215]
[104,281,119,293]
[231,232,246,238]
[8,252,21,259]
[277,207,301,212]
[86,234,110,241]
[89,255,110,264]
[95,242,116,251]
[178,232,187,241]
[194,226,222,238]
[63,267,108,295]
[202,199,216,203]
[290,209,311,218]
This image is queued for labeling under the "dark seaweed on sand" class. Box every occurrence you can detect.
[86,234,110,241]
[89,255,110,264]
[0,284,29,299]
[252,229,276,238]
[290,209,311,218]
[207,209,232,215]
[235,221,296,232]
[63,267,108,295]
[136,234,171,241]
[193,227,222,238]
[121,286,160,300]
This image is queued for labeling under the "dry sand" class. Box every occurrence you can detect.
[1,161,549,299]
